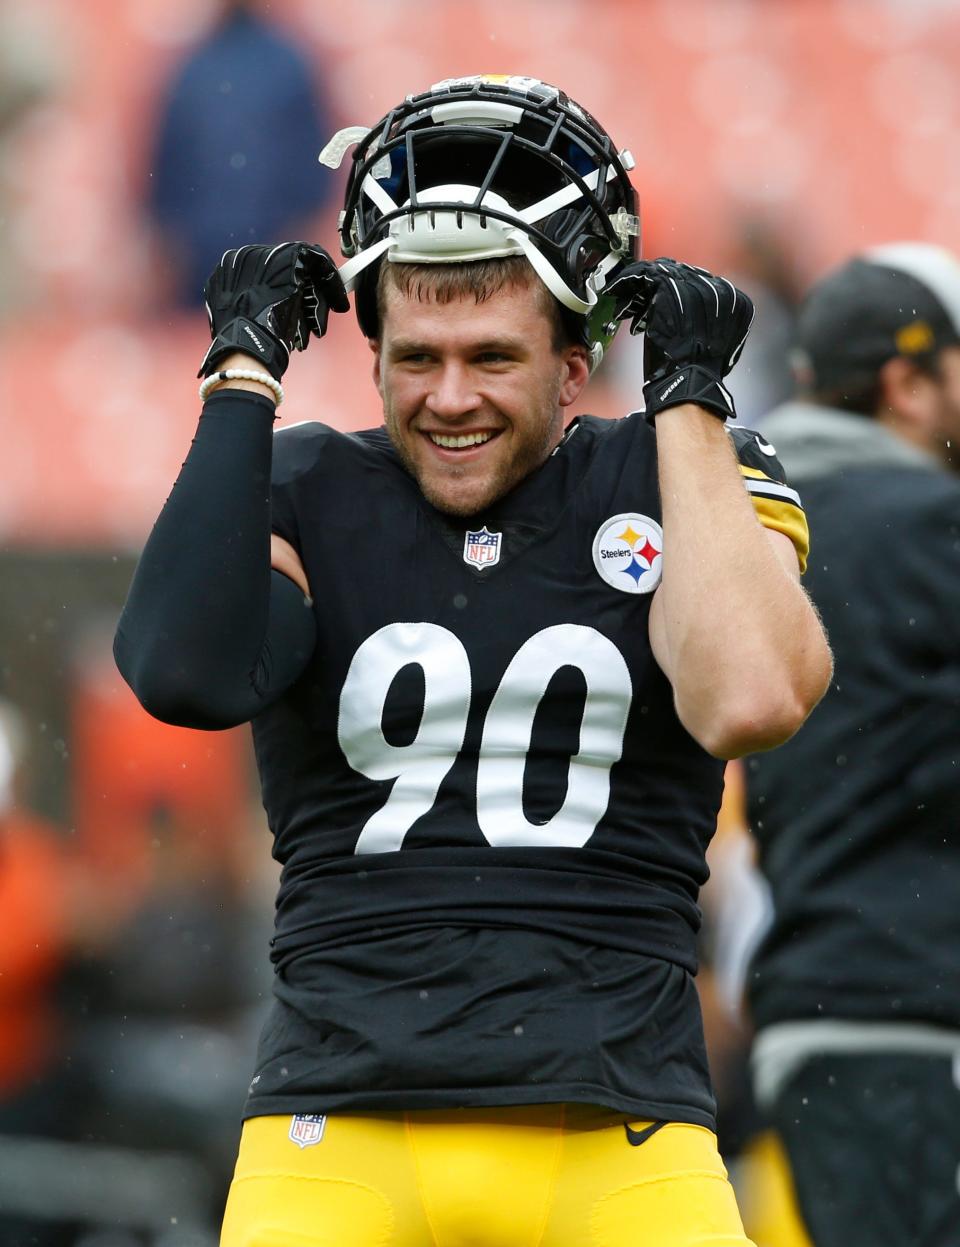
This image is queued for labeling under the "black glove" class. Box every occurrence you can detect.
[198,242,349,380]
[606,258,754,423]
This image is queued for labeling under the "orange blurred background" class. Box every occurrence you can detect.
[2,0,959,546]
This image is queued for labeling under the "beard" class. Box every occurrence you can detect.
[381,388,563,519]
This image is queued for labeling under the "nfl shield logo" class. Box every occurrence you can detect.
[463,526,502,570]
[289,1113,326,1148]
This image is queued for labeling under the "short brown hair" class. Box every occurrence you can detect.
[376,256,576,353]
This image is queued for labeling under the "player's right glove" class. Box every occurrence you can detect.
[197,242,349,381]
[606,258,754,423]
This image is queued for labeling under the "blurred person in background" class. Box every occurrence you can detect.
[744,243,960,1247]
[115,75,830,1246]
[146,0,335,307]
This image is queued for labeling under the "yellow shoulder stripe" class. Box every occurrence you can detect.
[751,495,809,573]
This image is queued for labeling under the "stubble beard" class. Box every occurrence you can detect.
[382,386,563,519]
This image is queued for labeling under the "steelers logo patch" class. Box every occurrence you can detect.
[592,513,663,595]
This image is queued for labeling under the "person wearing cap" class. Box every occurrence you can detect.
[114,76,831,1245]
[743,242,960,1247]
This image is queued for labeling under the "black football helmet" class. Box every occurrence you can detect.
[319,74,640,368]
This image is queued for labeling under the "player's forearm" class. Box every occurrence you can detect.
[652,406,831,757]
[114,392,313,728]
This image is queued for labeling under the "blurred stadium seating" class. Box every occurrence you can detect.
[2,0,959,546]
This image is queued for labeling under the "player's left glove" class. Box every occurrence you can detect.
[197,242,349,380]
[606,258,754,423]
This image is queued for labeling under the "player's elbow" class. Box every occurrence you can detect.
[691,620,833,758]
[696,696,810,759]
[113,629,248,731]
[690,660,832,759]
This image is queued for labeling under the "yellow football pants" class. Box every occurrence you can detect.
[220,1105,755,1247]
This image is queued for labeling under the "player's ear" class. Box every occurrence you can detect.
[558,344,590,409]
[370,338,383,394]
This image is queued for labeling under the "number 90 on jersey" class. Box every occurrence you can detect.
[337,622,633,853]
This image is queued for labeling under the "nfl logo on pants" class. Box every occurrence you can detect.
[463,526,502,569]
[289,1113,326,1148]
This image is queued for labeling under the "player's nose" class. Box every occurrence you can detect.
[426,361,483,420]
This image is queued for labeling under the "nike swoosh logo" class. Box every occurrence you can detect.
[624,1121,667,1147]
[754,435,777,456]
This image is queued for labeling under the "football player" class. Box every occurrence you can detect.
[115,76,831,1247]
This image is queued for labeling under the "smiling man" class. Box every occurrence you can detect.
[114,76,831,1247]
[375,260,585,517]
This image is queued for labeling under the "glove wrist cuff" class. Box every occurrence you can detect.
[198,317,290,381]
[642,364,735,424]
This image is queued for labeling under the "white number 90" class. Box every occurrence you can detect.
[338,622,631,854]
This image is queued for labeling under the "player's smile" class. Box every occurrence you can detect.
[420,427,504,465]
[374,278,589,517]
[424,429,498,451]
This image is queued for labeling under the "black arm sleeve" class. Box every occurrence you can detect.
[114,391,316,729]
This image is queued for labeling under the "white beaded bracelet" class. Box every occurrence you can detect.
[199,368,284,406]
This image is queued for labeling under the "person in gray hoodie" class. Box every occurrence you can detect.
[744,243,960,1247]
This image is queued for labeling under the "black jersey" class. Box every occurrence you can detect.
[246,412,807,1124]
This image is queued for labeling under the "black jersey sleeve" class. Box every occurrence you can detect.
[114,392,317,729]
[729,425,809,572]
